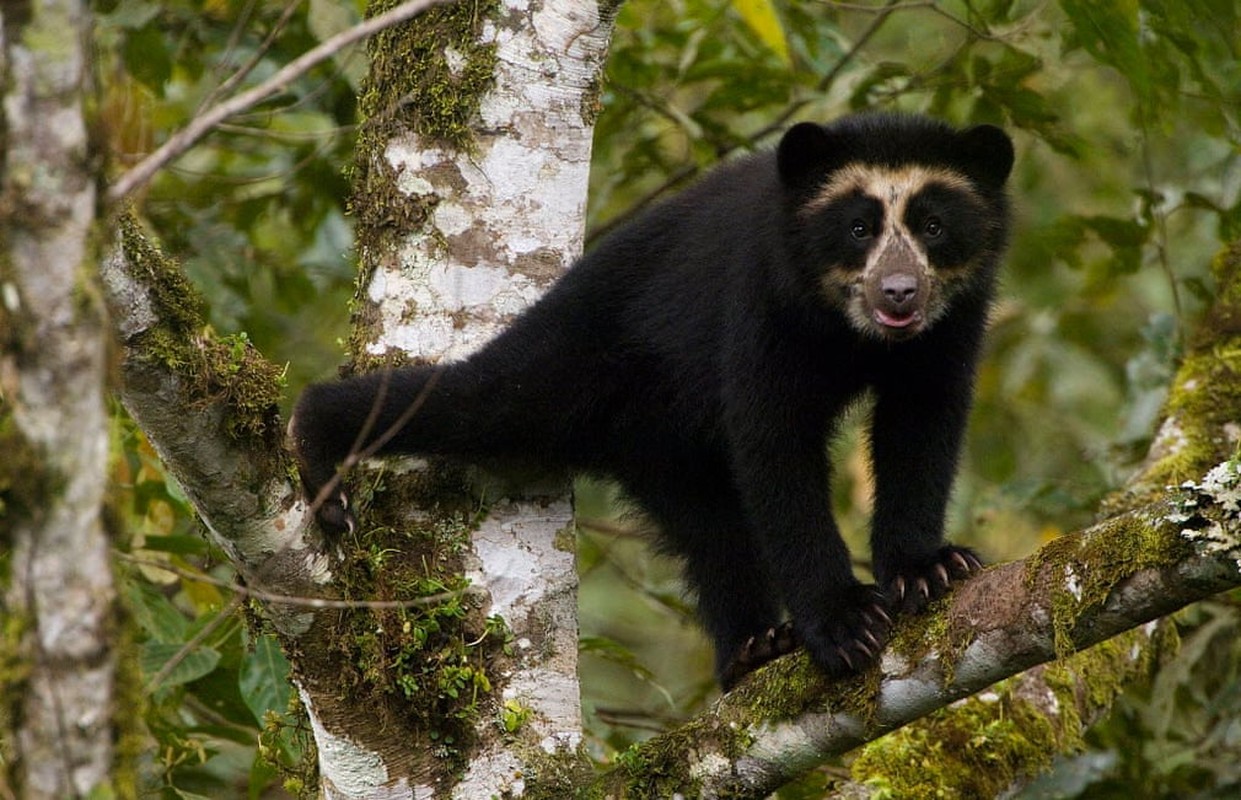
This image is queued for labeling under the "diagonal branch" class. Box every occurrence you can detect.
[99,213,328,626]
[589,492,1241,798]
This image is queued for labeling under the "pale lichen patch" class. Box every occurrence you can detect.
[1176,460,1241,570]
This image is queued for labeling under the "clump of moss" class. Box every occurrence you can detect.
[118,215,285,446]
[519,742,597,800]
[603,715,751,799]
[729,649,882,723]
[851,682,1062,798]
[852,624,1175,798]
[322,466,511,773]
[886,595,980,686]
[1025,511,1191,657]
[340,346,416,381]
[359,0,500,151]
[1199,240,1241,333]
[192,332,286,443]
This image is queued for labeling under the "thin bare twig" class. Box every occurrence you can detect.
[107,0,456,202]
[115,551,477,611]
[146,595,244,692]
[198,0,302,115]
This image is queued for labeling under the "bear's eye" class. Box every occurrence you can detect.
[923,217,944,239]
[849,220,871,240]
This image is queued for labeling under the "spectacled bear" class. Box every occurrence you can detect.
[290,113,1014,689]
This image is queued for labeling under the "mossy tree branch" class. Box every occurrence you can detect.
[578,243,1241,800]
[100,212,329,629]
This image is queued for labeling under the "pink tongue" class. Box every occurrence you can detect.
[875,309,917,328]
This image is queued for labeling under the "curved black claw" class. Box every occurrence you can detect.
[797,584,893,678]
[720,622,799,690]
[881,545,984,615]
[313,489,358,537]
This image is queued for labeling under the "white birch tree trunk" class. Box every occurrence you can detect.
[0,1,115,796]
[293,0,615,795]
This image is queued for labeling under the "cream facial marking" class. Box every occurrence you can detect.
[800,163,974,219]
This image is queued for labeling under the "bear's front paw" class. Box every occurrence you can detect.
[797,585,892,677]
[880,545,983,615]
[719,622,799,690]
[310,488,357,537]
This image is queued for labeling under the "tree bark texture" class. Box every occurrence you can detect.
[0,1,116,796]
[292,0,616,795]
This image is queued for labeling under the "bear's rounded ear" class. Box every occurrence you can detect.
[957,124,1014,188]
[777,122,844,187]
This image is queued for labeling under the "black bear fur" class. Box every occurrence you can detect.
[291,113,1014,688]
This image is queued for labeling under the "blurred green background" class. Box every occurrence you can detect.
[99,0,1241,795]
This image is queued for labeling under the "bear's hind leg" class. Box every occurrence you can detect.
[631,478,796,690]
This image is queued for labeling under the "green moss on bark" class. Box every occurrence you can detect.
[359,0,499,151]
[520,742,598,800]
[1025,508,1191,657]
[117,215,286,448]
[295,464,513,777]
[346,0,501,362]
[853,685,1061,799]
[730,650,882,722]
[851,625,1172,798]
[600,714,754,799]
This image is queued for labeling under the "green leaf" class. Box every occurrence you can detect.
[239,634,292,725]
[127,582,189,643]
[121,23,172,97]
[1060,0,1152,109]
[731,0,790,65]
[141,642,222,688]
[101,0,160,30]
[579,635,675,707]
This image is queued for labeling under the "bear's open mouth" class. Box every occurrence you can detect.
[874,308,922,329]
